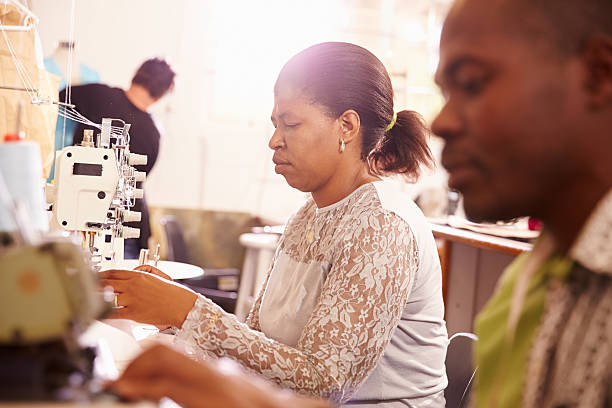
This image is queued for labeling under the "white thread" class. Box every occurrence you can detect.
[0,25,38,101]
[62,0,76,148]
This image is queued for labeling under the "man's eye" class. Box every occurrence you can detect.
[285,123,299,128]
[455,70,492,96]
[461,79,486,95]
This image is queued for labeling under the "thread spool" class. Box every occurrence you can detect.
[0,142,48,232]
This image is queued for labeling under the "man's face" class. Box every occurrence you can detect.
[432,0,585,222]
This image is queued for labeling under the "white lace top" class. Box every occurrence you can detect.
[176,181,448,406]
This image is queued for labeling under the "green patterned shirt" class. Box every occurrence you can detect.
[473,251,573,408]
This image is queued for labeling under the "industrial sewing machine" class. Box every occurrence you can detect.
[0,146,112,400]
[0,237,112,400]
[0,117,148,401]
[46,118,148,270]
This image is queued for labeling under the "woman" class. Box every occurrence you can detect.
[102,42,448,407]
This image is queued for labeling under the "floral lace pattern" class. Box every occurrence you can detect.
[176,184,419,404]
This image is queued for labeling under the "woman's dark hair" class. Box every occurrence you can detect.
[274,42,434,180]
[131,58,176,99]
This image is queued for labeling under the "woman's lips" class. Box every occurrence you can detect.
[272,157,291,174]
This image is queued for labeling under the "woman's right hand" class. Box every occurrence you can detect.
[99,269,197,328]
[108,345,332,408]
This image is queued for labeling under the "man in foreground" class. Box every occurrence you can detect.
[432,0,612,406]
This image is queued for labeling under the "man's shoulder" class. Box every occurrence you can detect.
[71,83,107,91]
[71,83,122,96]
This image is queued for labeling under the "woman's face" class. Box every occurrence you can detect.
[269,85,343,193]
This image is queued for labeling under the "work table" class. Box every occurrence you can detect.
[431,223,533,256]
[431,222,535,335]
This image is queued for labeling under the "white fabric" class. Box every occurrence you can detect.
[176,181,447,406]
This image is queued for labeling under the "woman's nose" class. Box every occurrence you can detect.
[268,129,284,150]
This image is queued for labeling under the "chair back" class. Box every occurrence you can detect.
[159,215,190,263]
[445,332,478,408]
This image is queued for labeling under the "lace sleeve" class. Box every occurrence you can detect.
[175,211,417,404]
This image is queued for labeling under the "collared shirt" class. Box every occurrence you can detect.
[570,189,612,276]
[473,188,612,408]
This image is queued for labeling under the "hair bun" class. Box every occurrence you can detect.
[368,110,434,181]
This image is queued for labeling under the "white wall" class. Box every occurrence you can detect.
[30,0,450,223]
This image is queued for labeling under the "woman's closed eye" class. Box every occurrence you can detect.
[270,118,299,129]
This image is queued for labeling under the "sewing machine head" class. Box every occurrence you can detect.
[46,118,147,270]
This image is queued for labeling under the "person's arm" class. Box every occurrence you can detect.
[175,211,417,403]
[109,345,332,408]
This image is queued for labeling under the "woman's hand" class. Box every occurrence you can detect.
[99,269,197,328]
[108,345,332,408]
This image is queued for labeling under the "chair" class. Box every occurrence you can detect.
[445,332,478,408]
[159,215,190,263]
[158,215,239,313]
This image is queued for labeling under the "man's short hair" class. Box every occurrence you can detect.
[131,58,176,99]
[502,0,612,56]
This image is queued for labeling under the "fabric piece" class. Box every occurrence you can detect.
[176,181,447,406]
[0,5,59,178]
[43,58,100,90]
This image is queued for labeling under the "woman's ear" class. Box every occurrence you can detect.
[338,109,361,143]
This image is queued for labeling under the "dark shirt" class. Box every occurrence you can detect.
[59,83,160,250]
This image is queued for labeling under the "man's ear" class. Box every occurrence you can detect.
[338,109,361,143]
[583,35,612,109]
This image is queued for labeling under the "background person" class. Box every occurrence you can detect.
[60,58,176,258]
[102,42,448,406]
